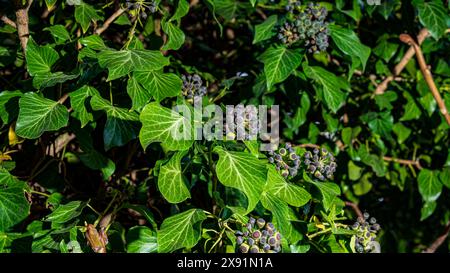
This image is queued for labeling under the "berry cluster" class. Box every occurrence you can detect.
[235,217,282,253]
[181,74,208,99]
[304,147,336,181]
[268,143,300,179]
[285,0,302,12]
[224,105,259,141]
[125,0,157,20]
[277,22,300,46]
[295,3,330,53]
[278,2,330,53]
[351,212,381,253]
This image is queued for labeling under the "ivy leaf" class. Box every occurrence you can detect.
[357,146,386,177]
[260,191,291,240]
[304,173,341,211]
[139,102,194,151]
[253,15,278,44]
[90,95,140,151]
[44,25,71,44]
[97,49,169,81]
[79,35,107,50]
[126,77,152,111]
[266,167,311,207]
[25,37,59,76]
[392,122,411,144]
[126,226,157,253]
[329,25,371,71]
[16,93,69,139]
[420,201,437,221]
[70,85,100,127]
[214,146,267,213]
[44,201,86,225]
[413,0,448,39]
[134,70,182,103]
[33,71,79,89]
[258,45,302,90]
[366,111,393,138]
[0,91,22,124]
[157,209,206,253]
[171,0,190,22]
[158,151,191,203]
[0,170,30,232]
[304,65,350,113]
[440,168,450,189]
[74,2,102,33]
[161,21,185,51]
[417,169,443,202]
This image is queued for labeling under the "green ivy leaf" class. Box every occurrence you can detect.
[97,49,169,81]
[253,15,278,44]
[414,0,448,39]
[259,45,302,90]
[25,37,59,76]
[417,169,443,202]
[367,111,393,138]
[33,71,79,89]
[304,65,349,113]
[44,201,86,225]
[357,146,386,177]
[420,201,437,221]
[90,95,140,150]
[126,226,157,253]
[161,21,185,51]
[139,102,194,151]
[0,91,22,124]
[440,168,450,189]
[260,191,291,241]
[266,167,311,207]
[158,151,191,203]
[79,35,107,50]
[157,209,206,253]
[70,85,100,127]
[134,70,182,103]
[44,25,71,44]
[16,93,69,139]
[392,122,412,144]
[126,76,151,111]
[0,170,30,232]
[74,2,102,33]
[214,146,267,213]
[348,161,362,181]
[304,173,341,211]
[329,25,371,71]
[171,0,190,22]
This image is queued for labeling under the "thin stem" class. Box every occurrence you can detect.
[307,227,332,239]
[109,82,113,105]
[87,203,102,216]
[29,190,50,198]
[123,8,141,49]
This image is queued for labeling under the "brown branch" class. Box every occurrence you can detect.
[94,8,126,35]
[41,5,56,19]
[383,156,422,170]
[14,0,33,54]
[400,34,450,126]
[375,28,429,95]
[423,220,450,253]
[296,143,320,149]
[345,201,363,219]
[1,14,17,28]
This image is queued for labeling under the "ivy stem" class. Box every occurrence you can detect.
[29,190,50,198]
[109,81,113,105]
[307,227,332,239]
[87,203,102,216]
[123,7,141,49]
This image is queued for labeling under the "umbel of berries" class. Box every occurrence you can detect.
[125,0,157,19]
[278,22,300,46]
[235,217,282,253]
[224,105,259,141]
[268,143,300,179]
[351,212,381,253]
[181,74,208,99]
[303,147,336,181]
[294,2,330,53]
